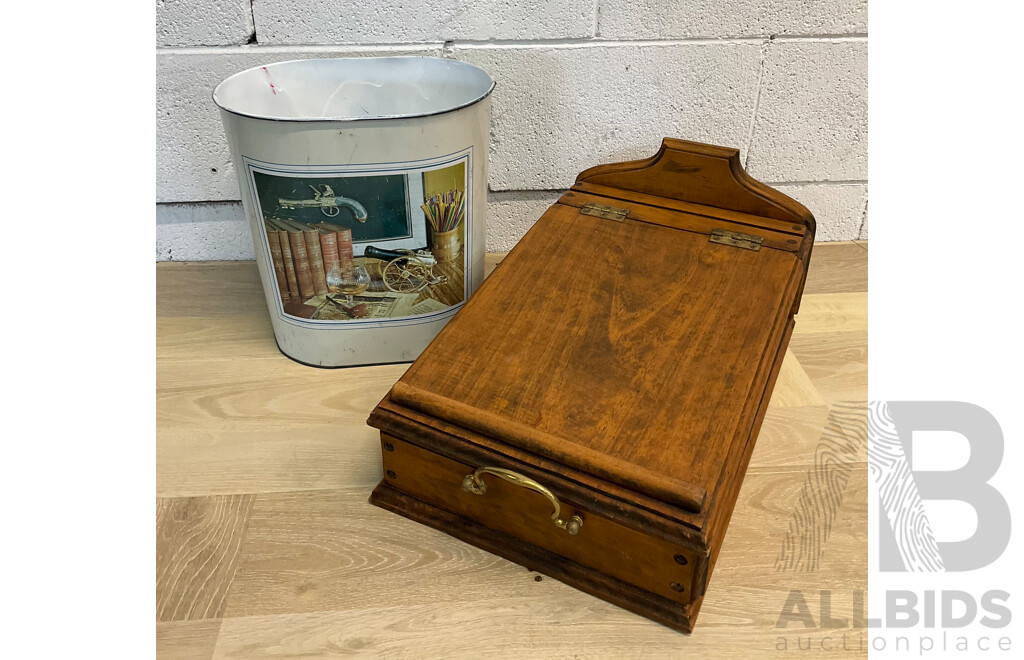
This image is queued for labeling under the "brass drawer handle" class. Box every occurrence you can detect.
[462,467,583,536]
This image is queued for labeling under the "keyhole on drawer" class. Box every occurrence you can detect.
[670,582,685,593]
[383,442,394,452]
[386,470,397,479]
[673,554,688,565]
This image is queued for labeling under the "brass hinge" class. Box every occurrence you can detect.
[581,202,629,222]
[709,228,763,251]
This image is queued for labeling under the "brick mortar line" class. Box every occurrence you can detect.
[247,0,257,44]
[456,34,868,47]
[156,34,868,55]
[770,180,869,187]
[742,38,769,170]
[157,181,870,209]
[157,43,446,55]
[856,192,869,239]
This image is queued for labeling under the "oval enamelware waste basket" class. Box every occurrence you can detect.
[214,57,493,367]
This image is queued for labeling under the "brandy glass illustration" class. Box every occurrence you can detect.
[326,261,371,305]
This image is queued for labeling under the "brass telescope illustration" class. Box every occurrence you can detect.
[279,185,368,221]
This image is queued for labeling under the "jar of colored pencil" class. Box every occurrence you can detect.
[422,190,465,263]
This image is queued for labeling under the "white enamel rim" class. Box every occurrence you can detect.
[212,56,495,123]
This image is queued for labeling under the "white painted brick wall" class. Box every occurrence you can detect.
[156,0,255,46]
[597,0,868,39]
[253,0,594,44]
[486,192,565,251]
[745,39,868,182]
[456,43,762,191]
[156,202,251,261]
[155,1,868,260]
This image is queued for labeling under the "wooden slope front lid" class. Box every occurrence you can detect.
[370,138,814,527]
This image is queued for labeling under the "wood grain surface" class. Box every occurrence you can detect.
[574,138,814,226]
[156,620,222,660]
[392,201,801,506]
[156,495,255,621]
[156,242,867,658]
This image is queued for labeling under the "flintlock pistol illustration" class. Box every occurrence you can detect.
[279,185,368,222]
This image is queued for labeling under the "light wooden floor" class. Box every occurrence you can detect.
[157,242,867,659]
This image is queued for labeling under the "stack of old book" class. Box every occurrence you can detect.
[263,219,355,303]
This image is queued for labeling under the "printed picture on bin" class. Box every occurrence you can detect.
[252,160,467,322]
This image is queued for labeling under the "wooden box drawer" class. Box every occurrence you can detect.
[379,434,697,605]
